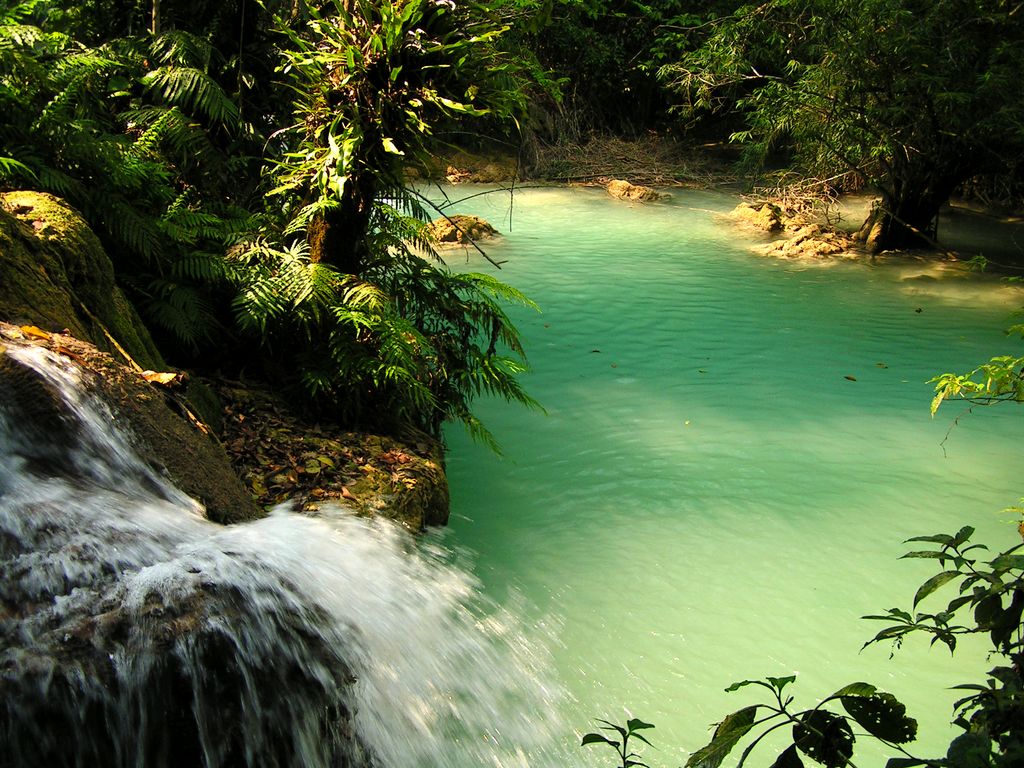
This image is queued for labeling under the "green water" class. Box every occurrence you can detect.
[435,186,1024,766]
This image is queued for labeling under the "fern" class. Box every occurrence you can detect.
[144,278,220,349]
[141,65,240,127]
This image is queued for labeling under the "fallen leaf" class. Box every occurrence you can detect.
[341,486,357,501]
[876,362,888,368]
[142,370,179,385]
[19,325,51,340]
[844,375,857,381]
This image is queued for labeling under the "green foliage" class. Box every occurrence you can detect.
[660,0,1024,249]
[244,0,540,440]
[581,717,656,768]
[1,0,538,439]
[519,0,735,135]
[0,2,261,351]
[684,677,915,768]
[264,0,527,242]
[930,350,1024,415]
[591,523,1023,768]
[230,206,541,443]
[863,527,1024,766]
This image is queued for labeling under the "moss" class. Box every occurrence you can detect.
[0,191,164,370]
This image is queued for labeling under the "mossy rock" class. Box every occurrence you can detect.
[0,191,164,370]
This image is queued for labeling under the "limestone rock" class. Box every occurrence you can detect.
[762,224,857,260]
[606,179,667,202]
[0,191,164,370]
[731,201,784,232]
[428,214,499,246]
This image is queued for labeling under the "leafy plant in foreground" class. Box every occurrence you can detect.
[688,524,1024,768]
[582,717,656,768]
[685,676,916,768]
[586,522,1024,768]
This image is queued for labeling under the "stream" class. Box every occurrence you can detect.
[3,185,1023,767]
[434,185,1024,766]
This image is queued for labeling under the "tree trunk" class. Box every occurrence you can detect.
[307,178,375,274]
[857,164,962,253]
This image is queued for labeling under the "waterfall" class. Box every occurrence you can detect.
[0,346,566,767]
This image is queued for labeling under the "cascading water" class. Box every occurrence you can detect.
[0,346,567,767]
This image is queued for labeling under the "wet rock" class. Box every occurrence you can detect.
[0,323,261,524]
[763,225,857,260]
[606,179,668,202]
[219,386,450,531]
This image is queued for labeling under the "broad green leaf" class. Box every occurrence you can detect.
[627,718,656,732]
[900,551,948,560]
[841,692,917,744]
[725,679,761,693]
[581,733,619,748]
[767,675,796,692]
[974,594,1002,628]
[913,571,960,607]
[381,136,405,156]
[631,732,654,748]
[904,533,954,546]
[685,706,759,768]
[989,554,1024,570]
[829,682,876,699]
[596,719,627,738]
[945,732,991,768]
[951,526,975,547]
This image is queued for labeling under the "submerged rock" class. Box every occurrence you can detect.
[606,178,668,202]
[427,214,499,246]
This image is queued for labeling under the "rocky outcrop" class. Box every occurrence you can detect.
[0,191,164,370]
[730,201,785,232]
[427,214,499,246]
[606,179,668,202]
[0,323,262,524]
[760,224,858,260]
[219,387,449,531]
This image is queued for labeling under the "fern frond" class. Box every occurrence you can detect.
[150,29,214,69]
[141,65,240,127]
[145,278,219,349]
[101,196,165,262]
[282,196,340,237]
[170,251,234,282]
[0,154,34,178]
